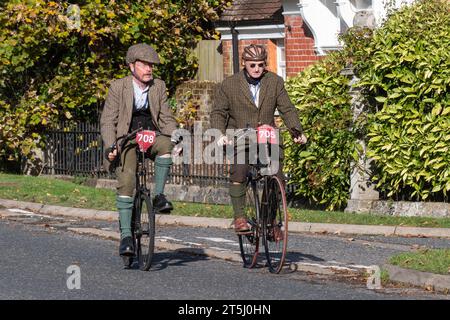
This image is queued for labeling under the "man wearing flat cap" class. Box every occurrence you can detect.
[100,43,178,257]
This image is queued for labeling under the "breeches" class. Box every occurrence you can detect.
[116,135,173,196]
[229,144,285,183]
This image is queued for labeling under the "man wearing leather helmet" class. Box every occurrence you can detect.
[100,43,178,257]
[210,44,307,233]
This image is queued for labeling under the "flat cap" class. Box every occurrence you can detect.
[126,43,160,64]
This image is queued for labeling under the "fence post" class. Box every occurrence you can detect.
[342,67,379,214]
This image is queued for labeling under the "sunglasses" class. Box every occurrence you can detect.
[249,63,265,68]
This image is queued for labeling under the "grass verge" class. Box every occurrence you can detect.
[2,173,450,228]
[389,249,450,275]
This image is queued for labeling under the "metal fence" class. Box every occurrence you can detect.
[43,122,104,177]
[41,122,303,207]
[42,122,230,187]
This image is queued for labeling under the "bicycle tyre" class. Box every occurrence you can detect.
[262,176,288,274]
[238,180,260,268]
[135,192,155,271]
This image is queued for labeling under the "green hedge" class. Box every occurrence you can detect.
[359,0,450,201]
[284,51,355,211]
[285,0,450,209]
[0,0,228,162]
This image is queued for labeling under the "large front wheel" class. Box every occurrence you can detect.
[263,176,288,274]
[135,192,155,271]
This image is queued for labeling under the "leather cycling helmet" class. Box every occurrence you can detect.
[241,44,267,62]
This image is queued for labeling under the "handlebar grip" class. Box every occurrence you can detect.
[104,141,118,161]
[289,128,303,139]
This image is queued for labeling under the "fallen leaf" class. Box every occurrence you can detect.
[425,285,434,292]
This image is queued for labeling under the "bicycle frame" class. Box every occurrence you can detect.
[132,148,151,238]
[111,128,162,270]
[235,125,290,273]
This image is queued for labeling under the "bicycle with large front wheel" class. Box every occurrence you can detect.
[110,128,167,271]
[235,125,290,274]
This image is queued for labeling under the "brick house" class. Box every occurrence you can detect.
[216,0,415,79]
[216,0,319,79]
[180,0,415,129]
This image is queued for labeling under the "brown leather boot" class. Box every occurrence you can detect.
[234,217,250,233]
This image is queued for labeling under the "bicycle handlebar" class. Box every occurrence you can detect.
[110,128,171,152]
[105,128,171,162]
[232,125,303,143]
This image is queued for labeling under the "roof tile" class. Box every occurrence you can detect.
[220,0,283,22]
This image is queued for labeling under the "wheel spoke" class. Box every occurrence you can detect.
[238,182,260,268]
[263,176,288,274]
[135,193,155,271]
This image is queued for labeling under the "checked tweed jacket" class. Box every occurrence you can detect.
[210,70,303,134]
[100,75,177,151]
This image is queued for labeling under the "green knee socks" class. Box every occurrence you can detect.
[154,156,172,196]
[229,183,246,219]
[116,195,134,239]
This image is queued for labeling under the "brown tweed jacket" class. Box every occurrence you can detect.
[210,70,302,134]
[100,75,177,151]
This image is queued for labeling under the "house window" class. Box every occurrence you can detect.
[351,0,373,10]
[276,39,286,80]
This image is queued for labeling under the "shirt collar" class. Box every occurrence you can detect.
[132,79,149,94]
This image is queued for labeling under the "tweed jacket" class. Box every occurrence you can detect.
[210,70,302,134]
[100,75,177,151]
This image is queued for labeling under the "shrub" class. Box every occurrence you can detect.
[284,51,355,210]
[0,0,228,163]
[285,0,450,207]
[358,0,450,201]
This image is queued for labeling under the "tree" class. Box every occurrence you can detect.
[0,0,228,163]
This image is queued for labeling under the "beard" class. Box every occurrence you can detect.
[133,72,153,84]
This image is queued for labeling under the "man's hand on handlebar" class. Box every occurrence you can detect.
[293,133,307,145]
[108,148,118,161]
[289,128,307,145]
[105,146,118,162]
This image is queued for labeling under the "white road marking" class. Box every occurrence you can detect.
[7,208,35,214]
[294,261,372,272]
[8,209,57,219]
[195,237,240,247]
[156,236,202,247]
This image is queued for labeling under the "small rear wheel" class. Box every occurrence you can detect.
[238,180,260,268]
[135,192,155,271]
[263,176,288,274]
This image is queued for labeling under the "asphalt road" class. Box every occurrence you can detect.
[1,212,448,301]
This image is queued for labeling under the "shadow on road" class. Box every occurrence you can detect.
[286,251,325,263]
[124,249,211,271]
